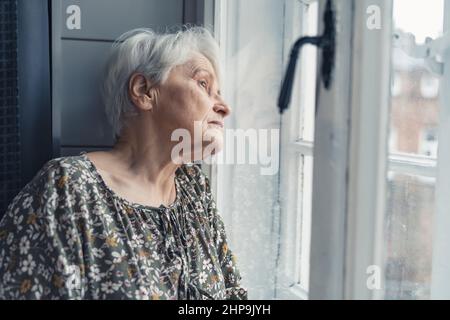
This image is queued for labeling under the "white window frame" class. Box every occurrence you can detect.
[275,0,318,300]
[308,0,356,300]
[431,1,450,299]
[311,0,450,300]
[309,0,395,300]
[344,0,393,299]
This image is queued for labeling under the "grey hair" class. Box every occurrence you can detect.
[101,25,222,139]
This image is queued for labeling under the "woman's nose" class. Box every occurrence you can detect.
[213,102,231,118]
[213,95,232,117]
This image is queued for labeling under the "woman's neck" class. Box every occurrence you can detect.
[107,124,180,206]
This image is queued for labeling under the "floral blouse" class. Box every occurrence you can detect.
[0,151,247,300]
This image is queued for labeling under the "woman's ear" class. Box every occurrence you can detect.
[128,73,154,111]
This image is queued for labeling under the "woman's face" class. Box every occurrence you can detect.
[151,52,231,161]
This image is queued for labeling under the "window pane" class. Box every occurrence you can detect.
[285,0,318,143]
[217,0,291,299]
[384,172,435,299]
[274,0,316,298]
[383,0,443,300]
[389,0,444,157]
[297,2,318,142]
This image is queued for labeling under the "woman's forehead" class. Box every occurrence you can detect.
[185,53,216,76]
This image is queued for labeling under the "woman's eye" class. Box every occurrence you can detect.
[199,80,208,89]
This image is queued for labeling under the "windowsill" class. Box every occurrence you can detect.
[276,284,309,300]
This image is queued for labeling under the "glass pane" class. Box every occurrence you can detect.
[285,0,318,142]
[389,0,444,157]
[383,0,444,300]
[298,2,318,142]
[384,172,435,299]
[217,0,293,299]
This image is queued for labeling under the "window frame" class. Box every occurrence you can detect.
[308,0,355,300]
[275,0,318,300]
[311,0,448,299]
[211,0,450,300]
[343,0,393,299]
[430,1,450,299]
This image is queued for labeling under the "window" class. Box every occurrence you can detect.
[391,72,402,97]
[420,75,439,99]
[214,0,450,300]
[419,127,438,158]
[309,0,450,300]
[384,0,445,299]
[276,0,318,299]
[385,171,435,299]
[214,0,307,299]
[213,0,318,299]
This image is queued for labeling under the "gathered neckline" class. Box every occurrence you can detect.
[78,151,182,211]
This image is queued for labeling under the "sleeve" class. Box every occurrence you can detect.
[194,165,248,300]
[0,159,85,300]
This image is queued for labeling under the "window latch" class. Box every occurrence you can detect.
[278,0,336,114]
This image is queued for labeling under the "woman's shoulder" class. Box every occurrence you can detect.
[43,153,89,172]
[1,155,92,228]
[1,154,101,228]
[16,154,96,203]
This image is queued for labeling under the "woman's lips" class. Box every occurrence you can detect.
[208,121,224,128]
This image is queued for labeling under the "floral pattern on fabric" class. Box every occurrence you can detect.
[0,152,247,300]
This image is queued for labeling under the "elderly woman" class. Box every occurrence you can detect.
[0,26,247,300]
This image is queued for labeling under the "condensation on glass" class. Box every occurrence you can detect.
[384,0,444,300]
